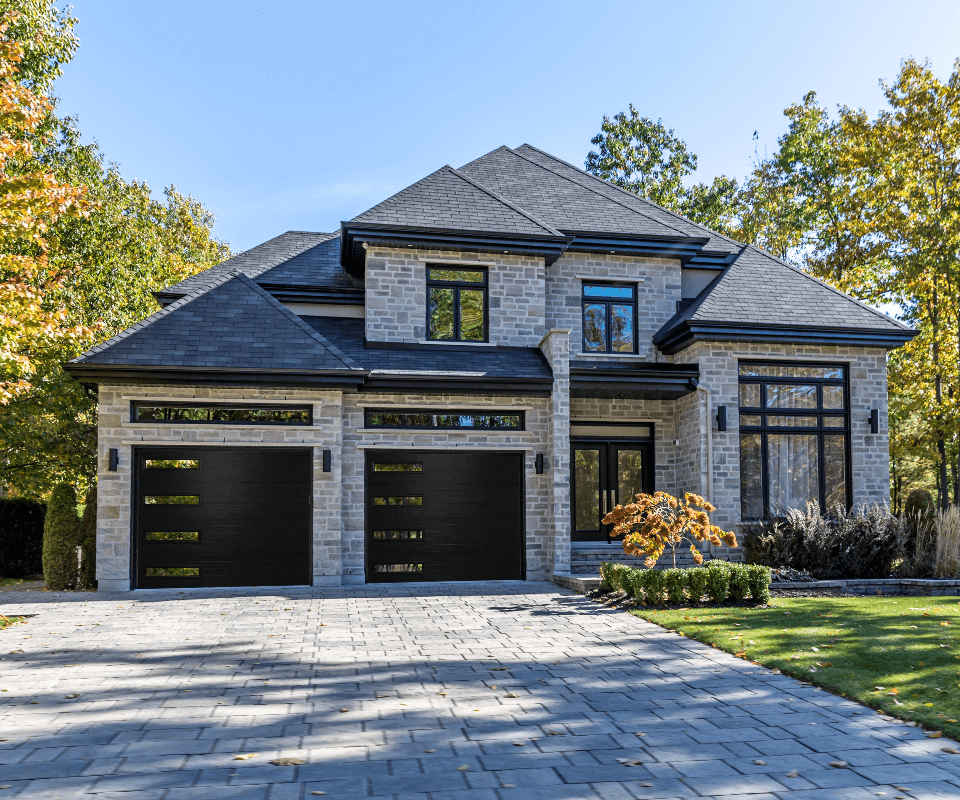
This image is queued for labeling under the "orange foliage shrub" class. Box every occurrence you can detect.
[602,490,737,568]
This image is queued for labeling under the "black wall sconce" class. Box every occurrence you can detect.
[869,409,880,434]
[322,449,332,473]
[716,405,727,432]
[535,453,545,474]
[108,448,119,472]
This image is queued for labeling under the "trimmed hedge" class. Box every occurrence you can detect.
[43,483,80,591]
[0,498,46,578]
[600,561,773,606]
[79,487,97,590]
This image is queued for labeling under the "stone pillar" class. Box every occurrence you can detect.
[96,386,132,592]
[313,391,343,585]
[539,329,571,576]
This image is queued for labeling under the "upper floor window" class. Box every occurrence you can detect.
[427,267,487,342]
[582,283,636,353]
[738,362,848,519]
[131,402,311,425]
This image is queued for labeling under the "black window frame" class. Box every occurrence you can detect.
[364,409,524,431]
[581,282,638,354]
[130,402,312,426]
[737,361,851,520]
[425,266,489,343]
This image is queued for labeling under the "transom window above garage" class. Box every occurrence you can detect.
[365,410,523,430]
[132,402,311,425]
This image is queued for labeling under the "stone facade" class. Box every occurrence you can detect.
[545,251,681,361]
[92,243,896,589]
[364,247,546,346]
[674,341,890,535]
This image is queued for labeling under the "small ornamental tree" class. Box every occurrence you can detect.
[602,490,738,568]
[78,486,96,589]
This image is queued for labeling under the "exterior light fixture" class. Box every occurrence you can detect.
[716,405,727,432]
[535,453,545,474]
[322,449,332,472]
[108,448,119,471]
[869,409,880,434]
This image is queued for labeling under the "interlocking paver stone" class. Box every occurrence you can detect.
[2,581,960,799]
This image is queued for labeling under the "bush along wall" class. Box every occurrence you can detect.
[0,498,46,578]
[600,561,772,607]
[79,487,97,590]
[43,483,80,591]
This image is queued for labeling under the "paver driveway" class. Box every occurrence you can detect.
[1,582,959,800]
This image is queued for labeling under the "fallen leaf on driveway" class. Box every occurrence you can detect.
[829,761,848,768]
[785,770,799,777]
[270,758,305,766]
[942,747,960,754]
[234,754,257,760]
[616,758,642,766]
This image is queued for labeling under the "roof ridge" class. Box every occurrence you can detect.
[506,145,693,240]
[739,244,913,330]
[517,143,745,251]
[233,274,364,370]
[445,164,564,237]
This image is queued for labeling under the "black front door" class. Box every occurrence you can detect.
[134,446,312,589]
[572,441,652,542]
[366,450,524,582]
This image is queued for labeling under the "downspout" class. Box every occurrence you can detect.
[696,384,714,504]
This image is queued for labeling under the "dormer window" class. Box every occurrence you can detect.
[582,283,637,353]
[427,267,487,342]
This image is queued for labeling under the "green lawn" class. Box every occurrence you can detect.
[0,577,29,587]
[632,596,960,740]
[0,615,24,631]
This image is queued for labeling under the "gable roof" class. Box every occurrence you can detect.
[68,272,363,378]
[654,244,916,352]
[351,165,564,237]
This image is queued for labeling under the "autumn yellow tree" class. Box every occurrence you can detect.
[602,490,737,569]
[0,13,88,401]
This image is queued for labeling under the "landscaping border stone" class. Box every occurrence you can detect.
[553,573,960,596]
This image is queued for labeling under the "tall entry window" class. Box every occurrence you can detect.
[582,283,637,353]
[427,267,487,341]
[738,362,849,519]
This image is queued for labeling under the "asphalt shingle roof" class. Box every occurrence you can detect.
[655,244,913,338]
[513,144,741,255]
[163,231,360,296]
[72,273,362,371]
[301,317,553,381]
[350,165,564,237]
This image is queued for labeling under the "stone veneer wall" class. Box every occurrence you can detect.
[544,252,681,361]
[364,247,546,346]
[674,342,890,537]
[340,392,553,583]
[540,331,571,575]
[95,385,344,591]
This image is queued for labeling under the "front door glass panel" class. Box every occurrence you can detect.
[573,448,601,533]
[616,448,644,506]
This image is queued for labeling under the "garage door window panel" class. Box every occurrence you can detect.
[132,403,311,425]
[365,410,523,430]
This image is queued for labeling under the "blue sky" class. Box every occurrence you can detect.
[56,0,960,254]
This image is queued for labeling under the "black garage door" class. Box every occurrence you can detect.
[134,446,312,589]
[366,450,524,582]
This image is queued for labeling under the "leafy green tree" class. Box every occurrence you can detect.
[0,4,230,498]
[42,480,78,589]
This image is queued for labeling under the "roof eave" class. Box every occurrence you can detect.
[63,363,368,390]
[339,222,572,277]
[561,231,710,265]
[653,321,920,355]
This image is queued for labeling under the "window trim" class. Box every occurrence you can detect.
[581,282,638,355]
[364,409,525,431]
[425,265,489,343]
[738,360,851,520]
[130,402,313,426]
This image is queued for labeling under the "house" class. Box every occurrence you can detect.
[65,144,916,591]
